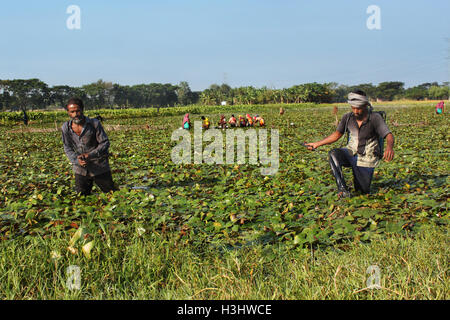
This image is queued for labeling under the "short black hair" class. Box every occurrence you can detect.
[201,116,205,120]
[66,97,84,110]
[351,90,367,96]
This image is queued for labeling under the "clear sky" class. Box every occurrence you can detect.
[0,0,449,91]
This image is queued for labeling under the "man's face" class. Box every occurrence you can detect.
[351,106,368,120]
[67,104,85,124]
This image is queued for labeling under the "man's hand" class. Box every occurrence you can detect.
[383,147,394,162]
[304,131,342,151]
[304,142,319,151]
[77,153,89,167]
[383,133,395,162]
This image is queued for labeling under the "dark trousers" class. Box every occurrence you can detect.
[75,171,117,196]
[328,148,375,194]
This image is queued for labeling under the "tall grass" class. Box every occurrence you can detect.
[0,224,447,299]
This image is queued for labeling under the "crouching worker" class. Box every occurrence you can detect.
[254,115,265,127]
[201,116,210,129]
[238,115,247,127]
[182,113,191,129]
[259,117,265,127]
[218,115,227,129]
[61,98,117,196]
[305,90,394,198]
[229,114,237,127]
[435,101,444,115]
[246,114,254,127]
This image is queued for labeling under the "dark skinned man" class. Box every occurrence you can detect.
[61,98,116,196]
[305,90,394,198]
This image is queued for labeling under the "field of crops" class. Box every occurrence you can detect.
[0,102,448,299]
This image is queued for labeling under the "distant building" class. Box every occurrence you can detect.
[221,101,227,106]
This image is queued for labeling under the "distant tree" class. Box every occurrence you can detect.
[82,79,114,109]
[331,84,350,102]
[0,79,50,111]
[376,82,405,100]
[129,83,178,107]
[191,91,200,104]
[110,84,130,107]
[176,81,195,105]
[428,85,449,100]
[220,83,232,97]
[200,89,216,105]
[0,86,13,111]
[200,84,230,105]
[50,85,84,108]
[404,83,429,100]
[285,83,334,103]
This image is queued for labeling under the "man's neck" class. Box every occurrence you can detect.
[354,112,369,128]
[71,118,86,135]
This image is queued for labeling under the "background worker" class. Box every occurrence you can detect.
[182,113,191,129]
[435,101,444,114]
[201,116,210,129]
[229,114,237,127]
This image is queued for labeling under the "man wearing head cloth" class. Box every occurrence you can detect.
[305,90,394,198]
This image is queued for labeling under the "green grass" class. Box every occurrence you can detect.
[0,224,447,299]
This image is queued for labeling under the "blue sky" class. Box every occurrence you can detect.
[0,0,448,90]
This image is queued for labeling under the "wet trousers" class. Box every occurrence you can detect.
[328,148,375,194]
[75,171,117,196]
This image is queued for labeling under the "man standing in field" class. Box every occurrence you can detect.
[305,90,395,198]
[61,98,116,196]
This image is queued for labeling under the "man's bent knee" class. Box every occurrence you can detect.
[328,148,342,163]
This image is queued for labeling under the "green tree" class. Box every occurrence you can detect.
[0,79,50,111]
[176,81,195,105]
[428,85,449,100]
[50,85,84,109]
[376,82,405,101]
[200,84,226,105]
[82,79,114,109]
[332,84,350,103]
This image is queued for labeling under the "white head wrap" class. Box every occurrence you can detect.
[348,92,371,108]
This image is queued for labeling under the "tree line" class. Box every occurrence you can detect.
[0,79,448,111]
[200,82,449,105]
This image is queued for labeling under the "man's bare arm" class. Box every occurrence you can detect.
[305,131,343,150]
